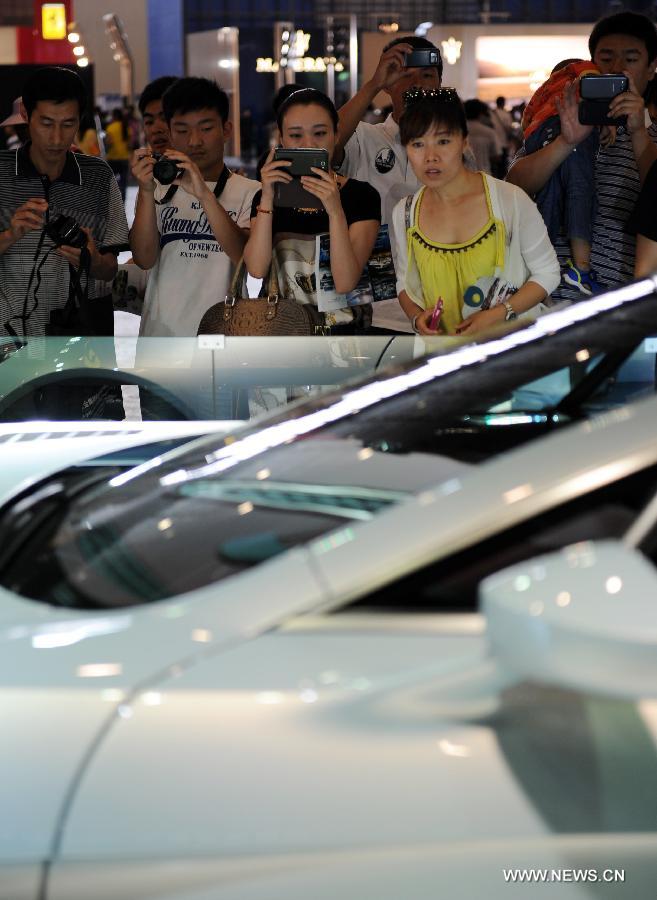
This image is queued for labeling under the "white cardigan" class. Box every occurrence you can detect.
[390,173,561,312]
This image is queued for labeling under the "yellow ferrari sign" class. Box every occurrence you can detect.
[42,4,67,40]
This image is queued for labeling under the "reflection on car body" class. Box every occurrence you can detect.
[1,277,657,898]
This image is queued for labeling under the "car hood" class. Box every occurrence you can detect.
[0,428,470,866]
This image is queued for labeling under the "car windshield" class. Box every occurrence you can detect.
[1,284,655,610]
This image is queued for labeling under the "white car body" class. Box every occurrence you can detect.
[3,392,657,899]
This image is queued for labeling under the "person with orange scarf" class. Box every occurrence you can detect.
[521,59,604,296]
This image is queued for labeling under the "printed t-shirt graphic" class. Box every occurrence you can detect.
[140,173,260,337]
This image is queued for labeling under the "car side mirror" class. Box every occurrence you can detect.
[480,540,657,699]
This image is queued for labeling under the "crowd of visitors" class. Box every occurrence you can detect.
[0,10,655,341]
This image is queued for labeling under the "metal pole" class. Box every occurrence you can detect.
[349,14,358,100]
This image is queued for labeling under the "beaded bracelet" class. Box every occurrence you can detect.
[256,206,273,215]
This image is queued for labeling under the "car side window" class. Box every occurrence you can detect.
[337,463,657,615]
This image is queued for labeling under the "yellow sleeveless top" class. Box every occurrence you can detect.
[407,176,506,334]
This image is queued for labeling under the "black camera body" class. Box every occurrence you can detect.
[152,153,184,185]
[46,214,87,249]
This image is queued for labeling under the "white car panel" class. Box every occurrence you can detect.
[49,836,657,900]
[55,632,548,860]
[0,548,326,866]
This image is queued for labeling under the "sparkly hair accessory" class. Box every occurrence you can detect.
[402,86,459,109]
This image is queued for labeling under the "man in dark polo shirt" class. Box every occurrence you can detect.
[0,67,129,337]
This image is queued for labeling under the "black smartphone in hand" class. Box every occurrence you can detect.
[578,73,629,126]
[273,148,330,208]
[403,48,441,68]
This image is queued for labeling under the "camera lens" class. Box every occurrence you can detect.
[46,214,87,248]
[153,156,180,185]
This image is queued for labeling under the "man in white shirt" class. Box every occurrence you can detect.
[490,96,515,154]
[464,99,503,175]
[130,77,259,336]
[334,37,444,331]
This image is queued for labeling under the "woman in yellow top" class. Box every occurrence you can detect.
[391,88,560,336]
[105,108,130,199]
[77,114,100,156]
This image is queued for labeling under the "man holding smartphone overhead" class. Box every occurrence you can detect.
[333,36,445,331]
[334,36,443,219]
[507,11,657,303]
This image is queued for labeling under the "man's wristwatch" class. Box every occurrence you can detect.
[502,300,517,321]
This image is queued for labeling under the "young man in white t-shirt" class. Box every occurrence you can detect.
[129,77,259,336]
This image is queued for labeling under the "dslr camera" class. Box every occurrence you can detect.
[46,214,87,249]
[152,153,184,185]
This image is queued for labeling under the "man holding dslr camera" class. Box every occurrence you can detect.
[0,67,129,337]
[129,77,259,337]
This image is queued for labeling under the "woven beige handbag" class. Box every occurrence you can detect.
[197,259,326,336]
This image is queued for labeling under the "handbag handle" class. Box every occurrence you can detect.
[225,257,280,305]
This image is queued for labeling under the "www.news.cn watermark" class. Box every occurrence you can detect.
[503,869,625,884]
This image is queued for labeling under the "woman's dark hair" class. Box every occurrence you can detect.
[162,77,229,124]
[589,12,657,63]
[272,82,304,116]
[139,76,178,116]
[22,66,86,119]
[399,92,468,145]
[276,88,339,132]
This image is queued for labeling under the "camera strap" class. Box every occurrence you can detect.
[156,164,232,206]
[53,246,94,332]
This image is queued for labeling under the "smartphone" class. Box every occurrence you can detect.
[403,48,441,68]
[273,148,329,208]
[578,73,629,126]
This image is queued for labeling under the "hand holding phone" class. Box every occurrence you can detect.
[578,73,629,126]
[429,297,444,331]
[403,48,441,68]
[272,148,330,208]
